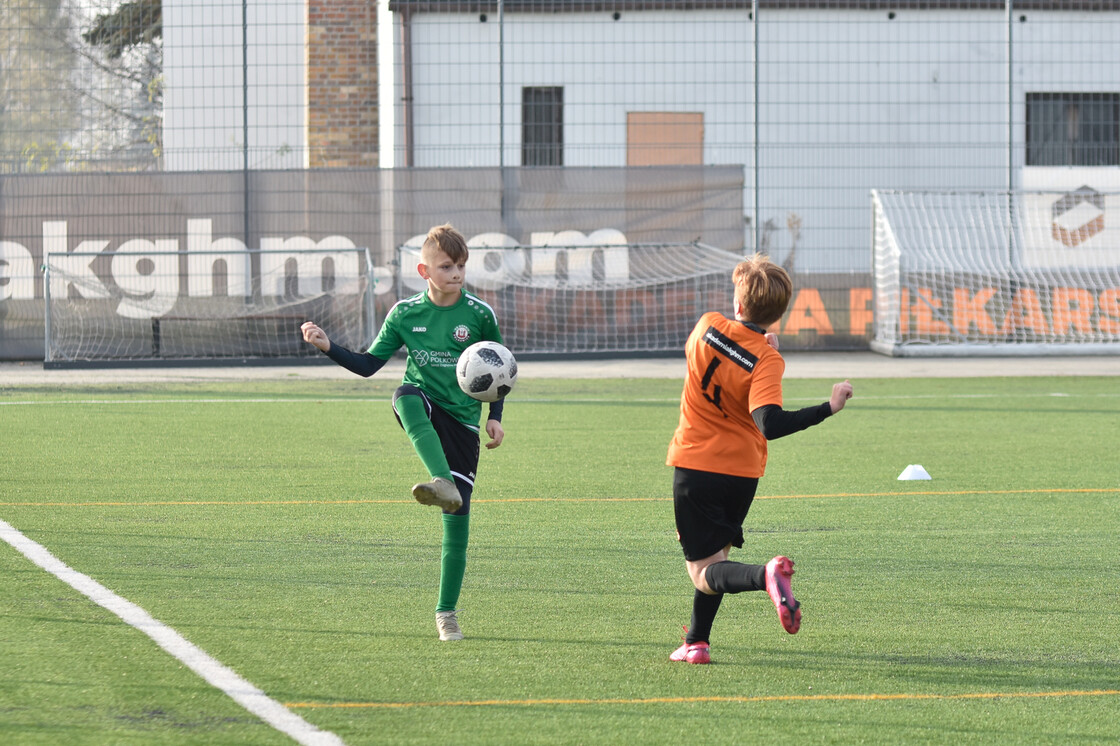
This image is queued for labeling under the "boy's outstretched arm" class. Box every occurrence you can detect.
[300,320,388,378]
[752,379,854,440]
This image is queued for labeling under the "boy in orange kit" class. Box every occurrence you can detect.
[666,253,853,664]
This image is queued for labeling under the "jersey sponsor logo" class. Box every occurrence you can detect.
[452,324,470,343]
[701,326,758,371]
[412,326,427,332]
[429,351,458,366]
[412,349,457,367]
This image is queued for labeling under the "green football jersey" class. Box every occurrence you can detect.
[369,289,503,428]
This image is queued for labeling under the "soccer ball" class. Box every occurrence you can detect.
[456,341,518,402]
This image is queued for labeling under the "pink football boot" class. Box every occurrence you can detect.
[669,626,711,664]
[669,641,711,665]
[765,556,801,634]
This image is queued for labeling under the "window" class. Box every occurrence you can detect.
[1026,93,1119,166]
[522,87,563,166]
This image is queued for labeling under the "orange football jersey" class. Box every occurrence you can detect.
[667,312,784,478]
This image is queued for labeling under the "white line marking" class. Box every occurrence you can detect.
[0,518,344,746]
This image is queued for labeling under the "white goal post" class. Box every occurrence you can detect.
[871,189,1120,357]
[44,248,376,365]
[397,240,746,356]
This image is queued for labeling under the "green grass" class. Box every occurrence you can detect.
[1,375,1118,744]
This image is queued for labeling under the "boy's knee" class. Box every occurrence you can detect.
[392,385,432,433]
[392,384,424,404]
[688,565,713,594]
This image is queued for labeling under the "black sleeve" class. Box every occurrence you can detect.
[323,342,389,378]
[751,402,832,440]
[486,398,504,423]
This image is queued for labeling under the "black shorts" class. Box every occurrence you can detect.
[392,384,480,515]
[673,466,759,562]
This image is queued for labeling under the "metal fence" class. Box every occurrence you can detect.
[2,0,1119,360]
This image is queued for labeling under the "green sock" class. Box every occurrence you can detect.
[436,513,470,613]
[395,393,453,481]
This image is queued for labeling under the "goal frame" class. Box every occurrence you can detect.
[43,247,377,367]
[870,189,1120,357]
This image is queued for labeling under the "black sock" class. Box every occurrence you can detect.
[686,589,724,644]
[705,561,766,594]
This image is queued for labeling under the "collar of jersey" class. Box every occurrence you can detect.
[422,289,466,309]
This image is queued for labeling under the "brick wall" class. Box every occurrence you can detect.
[308,0,378,168]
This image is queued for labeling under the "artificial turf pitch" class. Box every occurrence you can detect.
[1,375,1118,744]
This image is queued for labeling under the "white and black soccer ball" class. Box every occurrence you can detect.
[456,341,518,402]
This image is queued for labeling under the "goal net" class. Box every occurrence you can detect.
[44,248,376,365]
[398,240,747,355]
[871,190,1120,356]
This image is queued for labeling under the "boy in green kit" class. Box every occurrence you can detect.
[301,223,507,641]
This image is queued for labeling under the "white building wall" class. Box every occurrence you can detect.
[403,10,753,169]
[398,8,1120,271]
[756,10,1011,270]
[163,0,307,171]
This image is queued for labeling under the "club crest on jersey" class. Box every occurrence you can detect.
[452,325,471,343]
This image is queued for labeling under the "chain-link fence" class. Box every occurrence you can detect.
[2,1,1119,360]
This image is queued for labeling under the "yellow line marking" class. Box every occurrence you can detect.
[758,487,1119,499]
[1,488,1116,508]
[285,689,1120,709]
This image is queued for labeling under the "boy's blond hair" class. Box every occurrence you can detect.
[732,253,792,327]
[421,223,469,264]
